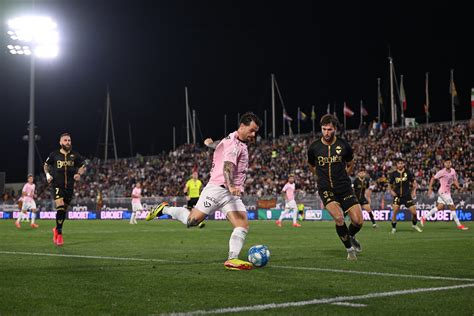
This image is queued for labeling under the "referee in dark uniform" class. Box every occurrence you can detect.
[307,114,363,260]
[44,133,86,246]
[388,158,422,233]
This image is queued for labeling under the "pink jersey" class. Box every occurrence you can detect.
[434,168,457,195]
[22,183,35,203]
[131,187,142,204]
[282,182,295,201]
[208,131,249,192]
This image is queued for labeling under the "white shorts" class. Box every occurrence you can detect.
[132,202,144,212]
[22,201,36,211]
[437,193,454,206]
[285,200,298,211]
[195,184,247,216]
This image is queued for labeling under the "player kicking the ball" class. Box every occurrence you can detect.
[146,112,262,270]
[421,158,468,230]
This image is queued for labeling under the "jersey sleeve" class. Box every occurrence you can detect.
[434,170,443,179]
[22,184,28,193]
[389,173,395,184]
[282,183,289,192]
[45,152,55,166]
[343,140,354,162]
[408,171,415,182]
[223,141,240,165]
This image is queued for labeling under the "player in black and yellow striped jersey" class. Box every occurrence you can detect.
[307,114,363,260]
[44,133,86,246]
[352,167,377,228]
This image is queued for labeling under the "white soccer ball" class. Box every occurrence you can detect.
[248,244,270,267]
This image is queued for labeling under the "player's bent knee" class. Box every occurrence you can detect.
[335,217,345,225]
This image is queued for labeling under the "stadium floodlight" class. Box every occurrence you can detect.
[5,15,59,176]
[6,16,59,58]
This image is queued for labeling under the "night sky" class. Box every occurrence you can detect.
[0,0,472,182]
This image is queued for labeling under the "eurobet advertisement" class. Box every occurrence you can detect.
[258,209,473,222]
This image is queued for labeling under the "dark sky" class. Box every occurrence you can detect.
[0,0,472,182]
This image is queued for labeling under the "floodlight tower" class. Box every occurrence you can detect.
[6,16,59,176]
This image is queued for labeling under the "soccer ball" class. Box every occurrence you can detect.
[248,244,270,267]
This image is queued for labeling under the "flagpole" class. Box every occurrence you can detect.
[360,100,363,126]
[400,75,405,127]
[271,73,276,141]
[283,110,286,135]
[425,72,429,124]
[389,57,395,128]
[297,107,301,135]
[377,78,381,125]
[451,69,455,125]
[312,105,315,135]
[327,103,330,114]
[185,86,190,144]
[224,114,227,136]
[344,110,346,131]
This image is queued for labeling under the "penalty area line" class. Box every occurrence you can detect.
[162,283,474,315]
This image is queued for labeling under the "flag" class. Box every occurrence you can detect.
[298,110,307,121]
[343,102,354,117]
[450,78,460,106]
[283,111,293,121]
[361,105,368,116]
[400,80,407,111]
[326,103,330,114]
[471,88,474,107]
[311,107,316,120]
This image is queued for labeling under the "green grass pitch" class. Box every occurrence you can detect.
[1,220,472,315]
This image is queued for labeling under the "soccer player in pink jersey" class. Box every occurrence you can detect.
[130,182,143,224]
[146,112,262,270]
[421,158,468,230]
[16,175,38,229]
[276,174,301,227]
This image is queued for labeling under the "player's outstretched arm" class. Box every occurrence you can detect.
[204,138,221,149]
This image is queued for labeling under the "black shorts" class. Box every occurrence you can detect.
[393,195,415,208]
[52,186,74,205]
[187,197,199,209]
[357,197,369,206]
[319,186,359,213]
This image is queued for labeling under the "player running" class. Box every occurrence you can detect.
[352,167,377,228]
[15,174,39,228]
[307,114,363,260]
[388,158,423,233]
[44,133,86,246]
[276,174,301,227]
[421,158,468,230]
[130,182,143,224]
[146,112,262,270]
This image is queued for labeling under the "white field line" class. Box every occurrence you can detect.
[331,302,367,307]
[163,283,474,316]
[270,265,474,282]
[1,251,474,283]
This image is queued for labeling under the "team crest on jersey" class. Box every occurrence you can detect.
[335,146,342,155]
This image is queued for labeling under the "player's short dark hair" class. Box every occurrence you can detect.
[59,132,71,139]
[443,157,452,161]
[395,157,404,163]
[359,167,366,172]
[320,114,339,128]
[27,174,33,178]
[240,112,262,127]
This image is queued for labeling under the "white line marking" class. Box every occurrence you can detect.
[1,251,473,282]
[0,251,187,264]
[270,265,474,282]
[331,302,367,307]
[163,283,474,315]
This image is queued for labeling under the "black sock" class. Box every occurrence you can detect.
[56,206,66,234]
[336,224,352,248]
[349,223,361,237]
[391,221,397,229]
[368,212,376,224]
[412,217,418,226]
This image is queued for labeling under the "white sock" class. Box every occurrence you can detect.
[163,207,190,225]
[451,211,461,226]
[425,207,438,219]
[31,212,36,224]
[130,212,135,223]
[292,210,298,224]
[279,210,289,221]
[228,227,248,260]
[16,215,21,223]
